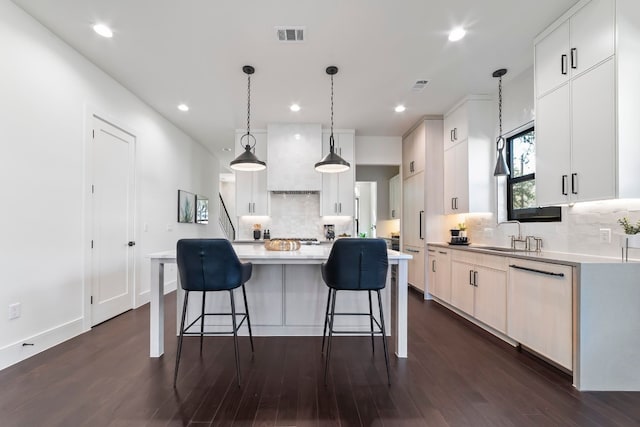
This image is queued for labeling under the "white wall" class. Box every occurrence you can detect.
[0,0,223,369]
[355,136,402,165]
[447,67,640,259]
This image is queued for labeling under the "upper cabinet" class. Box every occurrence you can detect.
[320,131,355,216]
[535,0,640,205]
[535,0,614,98]
[443,97,493,215]
[267,124,322,191]
[402,125,425,179]
[235,130,269,216]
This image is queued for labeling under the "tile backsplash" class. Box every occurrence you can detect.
[449,199,640,259]
[237,193,353,240]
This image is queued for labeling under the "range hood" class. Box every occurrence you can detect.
[267,124,322,192]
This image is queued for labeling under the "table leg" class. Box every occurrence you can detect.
[395,259,408,358]
[150,260,165,357]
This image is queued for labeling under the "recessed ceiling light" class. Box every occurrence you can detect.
[395,105,406,113]
[93,23,113,38]
[448,27,466,42]
[294,134,301,140]
[177,104,189,112]
[290,103,301,112]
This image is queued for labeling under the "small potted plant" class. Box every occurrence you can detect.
[618,217,640,248]
[458,223,467,238]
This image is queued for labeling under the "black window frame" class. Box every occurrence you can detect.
[506,127,561,223]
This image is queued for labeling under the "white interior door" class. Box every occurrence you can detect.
[91,116,135,325]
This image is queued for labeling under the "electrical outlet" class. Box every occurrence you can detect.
[8,303,21,320]
[599,228,611,243]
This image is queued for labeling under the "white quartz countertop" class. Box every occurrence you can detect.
[428,242,633,266]
[148,244,412,262]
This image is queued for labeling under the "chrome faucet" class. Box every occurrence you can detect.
[498,220,527,250]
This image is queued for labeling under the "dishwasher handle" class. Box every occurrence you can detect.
[509,264,565,277]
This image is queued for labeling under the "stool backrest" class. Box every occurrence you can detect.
[322,238,388,290]
[176,239,243,291]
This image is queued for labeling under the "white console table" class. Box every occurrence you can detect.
[148,245,412,359]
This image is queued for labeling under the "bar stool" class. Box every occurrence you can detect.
[174,239,254,387]
[320,238,390,385]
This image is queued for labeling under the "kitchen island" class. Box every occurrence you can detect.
[148,244,412,359]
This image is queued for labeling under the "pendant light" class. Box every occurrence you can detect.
[315,66,350,173]
[493,68,510,176]
[230,65,266,172]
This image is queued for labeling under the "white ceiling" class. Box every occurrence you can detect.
[12,0,578,167]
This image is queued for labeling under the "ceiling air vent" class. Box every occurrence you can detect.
[411,80,429,92]
[276,26,305,42]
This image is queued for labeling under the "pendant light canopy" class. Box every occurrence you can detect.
[493,68,510,176]
[315,66,350,173]
[230,65,266,172]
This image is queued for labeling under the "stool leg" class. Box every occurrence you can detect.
[321,287,332,354]
[324,289,337,386]
[377,290,391,385]
[200,291,206,355]
[368,290,375,354]
[241,283,254,353]
[229,289,241,386]
[174,291,190,387]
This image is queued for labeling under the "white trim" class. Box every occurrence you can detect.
[444,94,492,118]
[0,318,84,371]
[503,120,535,139]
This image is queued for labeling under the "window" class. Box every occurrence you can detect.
[506,127,561,222]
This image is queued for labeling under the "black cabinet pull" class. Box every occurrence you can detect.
[561,54,568,75]
[469,269,474,286]
[509,264,565,277]
[562,175,568,195]
[432,260,436,272]
[474,271,478,287]
[571,48,577,69]
[571,173,578,195]
[419,210,424,240]
[450,129,454,142]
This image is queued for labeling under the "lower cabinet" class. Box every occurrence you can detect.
[507,259,573,370]
[450,250,507,334]
[427,247,451,302]
[404,245,425,292]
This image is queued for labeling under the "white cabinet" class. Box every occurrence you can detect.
[427,247,451,303]
[449,250,507,333]
[443,98,493,215]
[402,123,425,179]
[535,0,640,204]
[535,0,615,98]
[320,131,355,216]
[389,174,400,219]
[267,124,321,191]
[507,259,573,370]
[235,130,269,216]
[402,171,425,247]
[405,246,425,292]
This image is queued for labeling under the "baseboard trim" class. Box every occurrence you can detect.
[0,317,84,371]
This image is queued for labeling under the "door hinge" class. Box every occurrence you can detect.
[91,240,94,249]
[90,296,93,304]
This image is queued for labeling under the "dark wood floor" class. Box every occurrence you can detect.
[1,291,639,427]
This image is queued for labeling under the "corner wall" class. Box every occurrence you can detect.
[0,0,222,369]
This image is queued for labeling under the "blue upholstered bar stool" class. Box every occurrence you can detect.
[174,239,254,387]
[320,238,390,385]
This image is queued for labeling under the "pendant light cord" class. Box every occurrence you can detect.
[329,73,335,150]
[246,73,251,138]
[498,75,503,139]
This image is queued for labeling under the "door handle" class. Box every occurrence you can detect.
[570,48,577,69]
[571,173,578,195]
[473,271,478,287]
[562,175,568,195]
[469,269,474,286]
[128,241,136,247]
[419,210,424,240]
[561,54,567,75]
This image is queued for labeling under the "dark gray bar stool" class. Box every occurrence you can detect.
[174,239,254,387]
[320,238,390,385]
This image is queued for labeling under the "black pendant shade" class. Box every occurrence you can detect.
[315,66,350,173]
[230,65,266,172]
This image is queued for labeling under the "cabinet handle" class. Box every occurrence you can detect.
[339,203,342,213]
[469,269,474,286]
[391,209,395,218]
[253,202,256,213]
[454,128,458,141]
[249,202,252,213]
[571,173,578,195]
[454,197,458,210]
[432,260,436,272]
[451,198,455,210]
[419,210,424,240]
[438,251,447,255]
[509,264,565,277]
[474,271,478,287]
[427,249,436,253]
[450,129,454,142]
[571,48,577,69]
[561,54,567,75]
[562,175,568,195]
